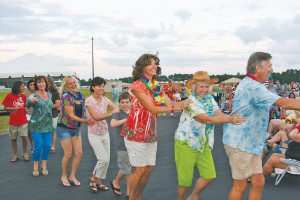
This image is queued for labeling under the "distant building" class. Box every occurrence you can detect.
[0,72,77,88]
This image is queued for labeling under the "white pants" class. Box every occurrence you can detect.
[88,132,110,179]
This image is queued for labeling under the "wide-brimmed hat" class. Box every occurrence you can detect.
[186,71,219,89]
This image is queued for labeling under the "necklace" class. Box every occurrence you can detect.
[66,91,83,101]
[140,75,165,106]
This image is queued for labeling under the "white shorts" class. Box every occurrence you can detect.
[52,117,58,130]
[124,138,157,167]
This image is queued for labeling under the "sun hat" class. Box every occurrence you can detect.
[186,71,219,89]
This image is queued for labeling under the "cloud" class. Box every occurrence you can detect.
[134,29,160,39]
[41,54,86,66]
[0,2,34,18]
[174,9,192,23]
[235,14,300,44]
[110,34,128,47]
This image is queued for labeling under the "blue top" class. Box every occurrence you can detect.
[223,77,280,155]
[112,87,119,103]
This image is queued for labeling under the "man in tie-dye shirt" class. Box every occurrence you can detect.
[223,52,300,200]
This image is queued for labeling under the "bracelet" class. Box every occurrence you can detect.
[171,105,175,113]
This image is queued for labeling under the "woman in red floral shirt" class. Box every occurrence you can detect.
[121,53,191,200]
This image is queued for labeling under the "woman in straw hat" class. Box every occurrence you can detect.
[174,71,246,200]
[120,53,191,200]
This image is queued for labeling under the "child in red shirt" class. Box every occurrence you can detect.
[2,81,29,162]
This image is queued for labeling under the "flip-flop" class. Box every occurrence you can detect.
[109,181,121,196]
[61,179,71,187]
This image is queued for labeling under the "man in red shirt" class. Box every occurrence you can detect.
[2,81,29,162]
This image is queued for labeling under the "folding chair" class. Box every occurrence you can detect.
[275,158,300,185]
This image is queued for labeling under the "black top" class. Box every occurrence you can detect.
[285,141,300,160]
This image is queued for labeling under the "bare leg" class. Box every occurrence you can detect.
[135,166,154,200]
[128,167,146,200]
[51,131,57,152]
[187,178,214,200]
[228,179,248,200]
[267,131,284,145]
[112,172,125,195]
[60,139,73,182]
[248,174,265,200]
[11,139,18,156]
[177,186,189,200]
[21,136,28,154]
[126,174,132,196]
[263,154,286,176]
[69,136,82,181]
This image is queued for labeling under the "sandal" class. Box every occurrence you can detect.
[110,180,121,196]
[96,182,109,191]
[23,153,30,162]
[69,179,81,186]
[10,155,19,163]
[61,179,71,187]
[41,167,48,176]
[89,179,98,193]
[33,169,39,176]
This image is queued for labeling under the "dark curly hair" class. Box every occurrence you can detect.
[132,53,161,81]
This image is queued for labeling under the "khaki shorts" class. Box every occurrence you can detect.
[124,138,157,167]
[9,124,28,139]
[224,144,262,180]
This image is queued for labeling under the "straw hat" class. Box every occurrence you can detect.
[186,71,219,89]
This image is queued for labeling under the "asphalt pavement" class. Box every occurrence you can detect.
[0,113,299,200]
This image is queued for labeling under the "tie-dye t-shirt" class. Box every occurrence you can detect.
[223,77,279,155]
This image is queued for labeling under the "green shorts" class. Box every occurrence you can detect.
[175,139,216,187]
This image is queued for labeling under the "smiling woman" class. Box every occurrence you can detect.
[174,71,245,200]
[120,53,192,200]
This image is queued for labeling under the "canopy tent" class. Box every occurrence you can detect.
[221,77,242,84]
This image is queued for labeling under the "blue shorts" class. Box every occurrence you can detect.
[274,140,290,154]
[56,125,81,140]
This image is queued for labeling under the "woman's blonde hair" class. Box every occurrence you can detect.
[59,75,80,96]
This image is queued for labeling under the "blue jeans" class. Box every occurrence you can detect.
[32,132,52,161]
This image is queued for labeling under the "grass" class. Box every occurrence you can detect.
[0,88,113,134]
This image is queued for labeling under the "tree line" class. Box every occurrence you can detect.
[80,69,300,86]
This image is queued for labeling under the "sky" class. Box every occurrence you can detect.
[1,0,300,80]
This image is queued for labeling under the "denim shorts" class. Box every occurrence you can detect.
[56,125,81,140]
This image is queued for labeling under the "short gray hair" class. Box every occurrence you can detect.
[246,52,272,74]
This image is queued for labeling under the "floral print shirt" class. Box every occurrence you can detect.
[121,80,159,143]
[223,77,280,155]
[174,92,219,152]
[85,95,111,135]
[57,91,85,129]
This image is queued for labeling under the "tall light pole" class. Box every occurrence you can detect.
[92,37,94,79]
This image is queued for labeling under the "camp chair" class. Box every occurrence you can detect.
[275,158,300,185]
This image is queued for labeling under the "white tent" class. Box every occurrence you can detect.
[221,77,242,84]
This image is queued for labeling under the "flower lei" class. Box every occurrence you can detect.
[140,75,165,106]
